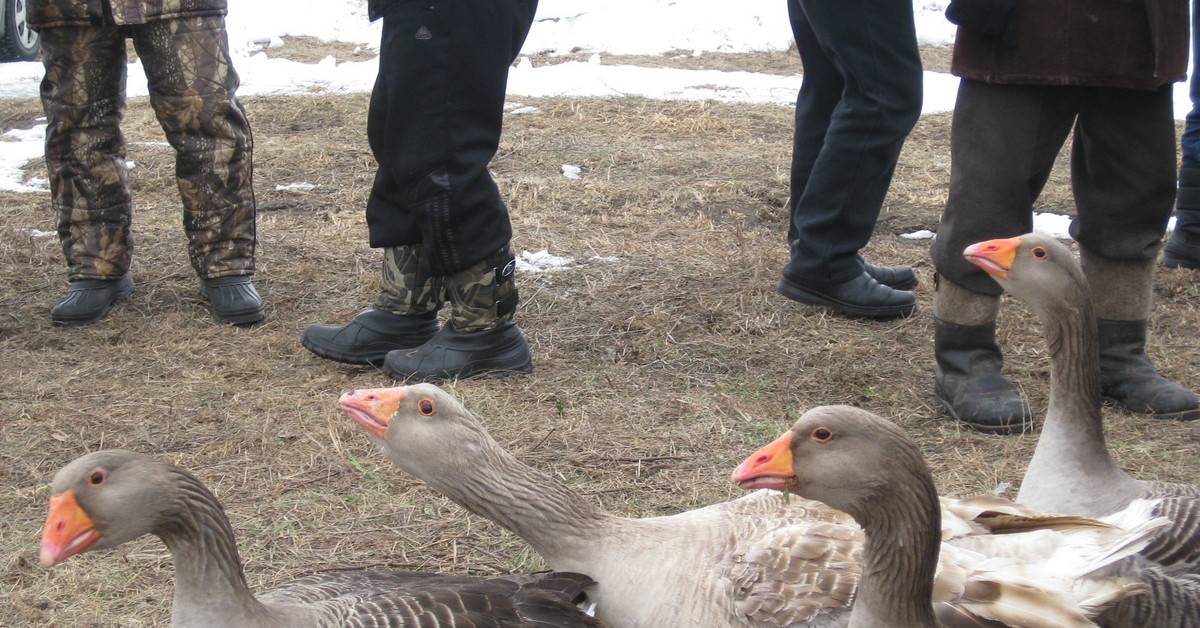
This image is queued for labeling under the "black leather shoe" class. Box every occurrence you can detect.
[778,271,916,318]
[51,274,134,327]
[863,261,917,290]
[302,308,439,366]
[933,319,1033,434]
[382,320,533,382]
[201,276,265,326]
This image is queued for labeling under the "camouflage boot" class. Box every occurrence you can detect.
[382,247,532,381]
[302,245,441,365]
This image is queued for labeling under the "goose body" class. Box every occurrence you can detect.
[39,450,599,628]
[341,386,1164,628]
[965,234,1200,626]
[732,405,1164,628]
[964,234,1200,570]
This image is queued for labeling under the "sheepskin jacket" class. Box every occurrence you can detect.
[951,0,1188,90]
[29,0,226,29]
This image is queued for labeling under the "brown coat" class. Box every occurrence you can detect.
[30,0,226,29]
[951,0,1188,90]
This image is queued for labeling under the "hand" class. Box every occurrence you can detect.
[945,0,1018,47]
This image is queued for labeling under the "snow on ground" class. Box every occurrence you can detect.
[0,125,48,193]
[901,213,1178,241]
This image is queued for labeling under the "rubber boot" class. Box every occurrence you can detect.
[51,274,134,327]
[201,276,265,326]
[933,276,1033,434]
[1163,165,1200,269]
[302,245,440,365]
[1081,249,1199,420]
[383,248,532,381]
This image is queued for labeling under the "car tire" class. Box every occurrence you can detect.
[0,0,40,62]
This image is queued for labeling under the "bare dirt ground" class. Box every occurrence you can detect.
[1,50,1197,625]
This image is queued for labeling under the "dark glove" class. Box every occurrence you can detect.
[946,0,1019,48]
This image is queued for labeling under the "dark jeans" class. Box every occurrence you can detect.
[783,0,922,285]
[1182,0,1200,167]
[365,0,536,276]
[932,80,1177,296]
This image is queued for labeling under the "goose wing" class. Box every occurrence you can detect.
[259,570,599,627]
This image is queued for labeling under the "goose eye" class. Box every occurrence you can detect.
[418,399,435,416]
[1031,247,1047,259]
[88,468,107,485]
[810,428,834,443]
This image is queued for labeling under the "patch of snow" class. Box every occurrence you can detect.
[900,229,936,240]
[590,255,619,263]
[125,160,136,170]
[29,229,55,238]
[504,102,541,115]
[0,124,48,193]
[275,182,318,191]
[587,53,602,65]
[517,249,575,273]
[1032,212,1073,239]
[561,164,582,179]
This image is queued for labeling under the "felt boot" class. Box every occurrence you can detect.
[933,276,1032,434]
[1082,249,1199,420]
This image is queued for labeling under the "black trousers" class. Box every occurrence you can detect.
[366,0,536,275]
[784,0,923,285]
[931,80,1177,296]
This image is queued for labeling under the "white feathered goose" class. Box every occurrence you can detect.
[965,233,1200,624]
[341,385,1165,628]
[731,405,1179,628]
[39,450,600,628]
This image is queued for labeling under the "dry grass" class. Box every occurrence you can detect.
[528,44,953,75]
[1,76,1198,626]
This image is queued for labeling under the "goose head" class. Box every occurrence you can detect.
[40,450,173,567]
[963,233,1089,317]
[731,405,931,520]
[339,384,487,481]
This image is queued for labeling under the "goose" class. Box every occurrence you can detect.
[39,450,600,628]
[730,404,1160,628]
[964,233,1200,624]
[341,384,1165,628]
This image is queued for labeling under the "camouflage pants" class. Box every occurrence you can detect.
[376,244,517,332]
[39,15,255,281]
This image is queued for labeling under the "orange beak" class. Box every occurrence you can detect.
[40,490,100,567]
[963,237,1020,279]
[339,387,406,438]
[731,431,797,491]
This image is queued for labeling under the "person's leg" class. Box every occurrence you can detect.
[39,23,136,326]
[931,80,1077,433]
[1072,85,1198,420]
[778,0,922,316]
[366,0,536,380]
[132,15,262,324]
[1163,0,1200,268]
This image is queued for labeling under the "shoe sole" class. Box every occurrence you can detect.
[383,357,534,383]
[214,308,265,326]
[301,336,393,366]
[51,282,134,327]
[778,277,916,319]
[935,390,1034,435]
[1102,396,1200,422]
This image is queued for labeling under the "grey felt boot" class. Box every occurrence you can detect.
[933,276,1033,434]
[1081,249,1199,420]
[1162,165,1200,269]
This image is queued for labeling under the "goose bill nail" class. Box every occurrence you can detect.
[962,237,1020,278]
[339,387,406,436]
[731,431,796,490]
[40,490,100,566]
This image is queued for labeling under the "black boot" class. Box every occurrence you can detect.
[862,259,917,290]
[934,319,1033,434]
[779,271,916,318]
[51,274,134,327]
[1098,319,1199,420]
[382,320,532,381]
[201,276,265,326]
[1163,166,1200,269]
[302,308,439,366]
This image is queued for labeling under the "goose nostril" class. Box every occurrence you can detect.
[755,455,769,464]
[56,521,64,531]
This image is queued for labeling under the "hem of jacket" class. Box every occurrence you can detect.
[951,70,1185,91]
